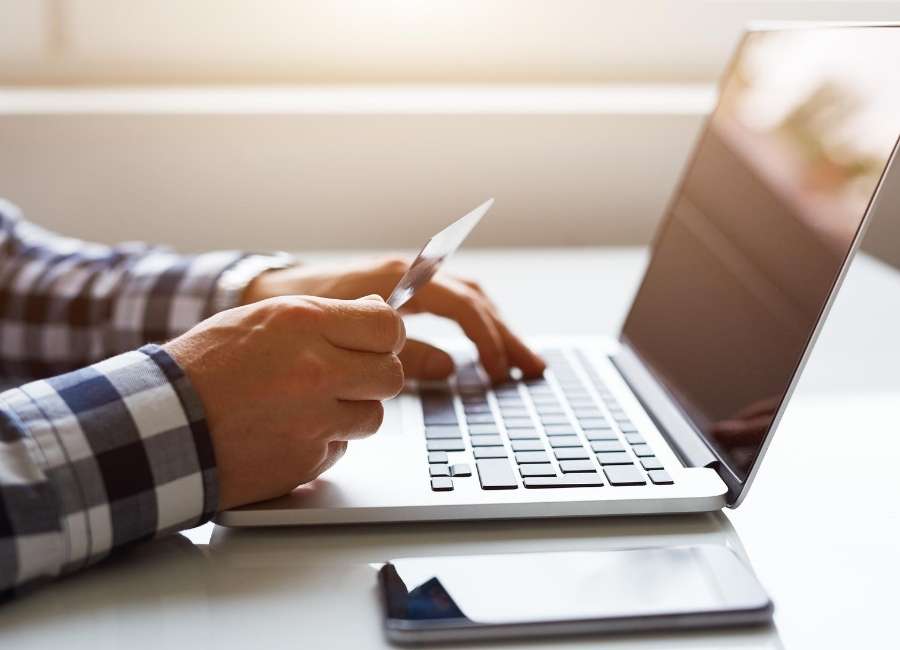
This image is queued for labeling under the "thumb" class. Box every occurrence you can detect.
[399,340,455,380]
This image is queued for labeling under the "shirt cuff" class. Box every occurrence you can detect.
[0,344,216,574]
[210,252,296,314]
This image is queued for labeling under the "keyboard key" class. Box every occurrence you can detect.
[476,459,518,489]
[471,435,504,447]
[618,422,639,433]
[585,430,618,441]
[511,439,545,452]
[474,447,508,459]
[515,451,550,464]
[624,433,645,445]
[431,477,454,491]
[427,439,465,452]
[559,460,596,473]
[500,408,530,419]
[530,394,560,405]
[580,418,611,430]
[524,474,604,488]
[544,425,578,436]
[468,425,500,436]
[548,435,582,448]
[631,444,655,457]
[427,451,448,464]
[424,412,458,425]
[519,463,557,477]
[506,429,541,440]
[554,447,590,461]
[429,464,450,477]
[573,408,605,419]
[466,413,496,425]
[648,470,673,485]
[504,418,535,429]
[463,403,492,414]
[605,465,647,486]
[590,440,625,453]
[641,457,664,471]
[540,414,571,425]
[425,425,462,439]
[535,405,565,416]
[595,452,632,465]
[451,463,472,477]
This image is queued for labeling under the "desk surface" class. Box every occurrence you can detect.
[3,248,899,650]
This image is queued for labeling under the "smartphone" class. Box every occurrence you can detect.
[378,545,773,644]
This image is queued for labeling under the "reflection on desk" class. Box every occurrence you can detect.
[0,513,781,650]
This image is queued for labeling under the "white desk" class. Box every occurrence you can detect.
[3,248,899,649]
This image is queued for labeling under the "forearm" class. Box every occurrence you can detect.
[0,345,216,596]
[0,199,289,382]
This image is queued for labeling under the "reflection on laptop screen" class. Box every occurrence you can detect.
[622,27,900,481]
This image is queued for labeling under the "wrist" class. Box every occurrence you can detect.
[213,253,295,310]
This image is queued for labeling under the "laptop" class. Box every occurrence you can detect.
[217,24,900,527]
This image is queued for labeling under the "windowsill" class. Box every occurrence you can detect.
[0,84,716,115]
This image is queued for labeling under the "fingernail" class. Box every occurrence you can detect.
[424,351,454,378]
[362,294,385,302]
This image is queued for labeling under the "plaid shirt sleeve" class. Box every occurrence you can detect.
[0,344,216,596]
[0,198,288,383]
[0,200,294,596]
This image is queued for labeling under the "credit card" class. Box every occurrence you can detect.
[387,198,493,310]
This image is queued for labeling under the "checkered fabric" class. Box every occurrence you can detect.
[0,200,289,596]
[0,345,216,596]
[0,198,249,385]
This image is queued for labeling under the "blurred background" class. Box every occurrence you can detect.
[1,0,899,265]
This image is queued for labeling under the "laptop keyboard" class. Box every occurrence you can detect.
[421,349,674,491]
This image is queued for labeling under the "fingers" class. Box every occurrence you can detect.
[406,278,545,382]
[318,441,348,475]
[320,294,406,354]
[399,340,456,380]
[711,414,772,445]
[329,347,405,401]
[407,281,508,382]
[330,400,386,441]
[297,441,348,485]
[462,279,546,378]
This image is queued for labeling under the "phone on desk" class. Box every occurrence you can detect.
[378,545,773,644]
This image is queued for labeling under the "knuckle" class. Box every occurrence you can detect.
[295,351,330,394]
[371,304,405,349]
[378,256,409,276]
[386,354,405,396]
[361,401,385,434]
[331,441,348,462]
[467,280,485,294]
[271,296,326,327]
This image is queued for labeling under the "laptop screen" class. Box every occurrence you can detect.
[621,27,900,482]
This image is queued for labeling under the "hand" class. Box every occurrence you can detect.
[710,397,780,447]
[164,294,405,510]
[243,257,545,383]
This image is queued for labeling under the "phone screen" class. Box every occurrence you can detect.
[380,546,770,631]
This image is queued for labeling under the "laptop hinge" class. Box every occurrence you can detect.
[610,343,718,470]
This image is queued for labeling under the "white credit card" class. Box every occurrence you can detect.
[386,198,493,310]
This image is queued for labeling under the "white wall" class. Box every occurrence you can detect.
[1,1,898,261]
[0,87,707,252]
[2,1,899,85]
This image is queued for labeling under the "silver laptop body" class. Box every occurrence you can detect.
[217,24,900,527]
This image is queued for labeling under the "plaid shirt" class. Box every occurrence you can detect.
[0,199,285,596]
